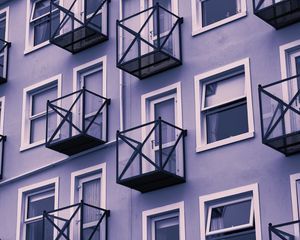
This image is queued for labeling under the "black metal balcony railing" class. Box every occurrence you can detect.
[253,0,300,29]
[269,220,300,240]
[43,201,110,240]
[116,3,183,79]
[258,74,300,156]
[0,39,10,84]
[46,88,110,156]
[116,118,187,193]
[0,135,6,180]
[50,0,109,54]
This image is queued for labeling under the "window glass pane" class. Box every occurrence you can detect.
[33,0,51,19]
[155,216,179,240]
[201,0,239,27]
[153,0,172,38]
[30,113,56,143]
[154,98,176,145]
[209,199,252,232]
[86,0,104,16]
[26,219,53,240]
[204,72,245,108]
[0,14,6,41]
[82,178,101,224]
[0,55,4,79]
[27,189,54,218]
[206,101,248,143]
[32,85,57,116]
[34,21,50,46]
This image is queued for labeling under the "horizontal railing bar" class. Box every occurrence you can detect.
[260,74,300,89]
[271,219,300,228]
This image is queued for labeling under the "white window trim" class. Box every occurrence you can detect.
[194,58,254,152]
[0,7,9,41]
[191,0,247,36]
[20,74,62,151]
[290,173,300,239]
[140,0,179,14]
[142,201,185,240]
[205,196,254,236]
[24,0,63,55]
[199,183,262,240]
[69,163,107,240]
[141,82,183,127]
[72,56,107,97]
[16,177,59,240]
[0,96,5,135]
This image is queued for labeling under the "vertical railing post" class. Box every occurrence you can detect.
[156,3,160,49]
[116,20,119,66]
[82,87,86,134]
[138,35,141,78]
[116,130,119,182]
[84,0,87,24]
[80,200,84,240]
[42,211,46,240]
[158,117,163,170]
[258,85,266,143]
[46,100,50,145]
[178,18,183,61]
[49,0,52,41]
[268,223,273,240]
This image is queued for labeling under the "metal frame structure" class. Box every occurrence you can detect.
[42,200,110,240]
[253,0,300,29]
[116,117,187,193]
[116,3,183,79]
[46,87,111,155]
[258,74,300,156]
[49,0,110,54]
[0,135,6,180]
[0,39,10,84]
[268,220,300,240]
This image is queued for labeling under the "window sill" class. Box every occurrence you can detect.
[20,140,45,152]
[196,131,254,153]
[192,12,247,37]
[24,41,50,55]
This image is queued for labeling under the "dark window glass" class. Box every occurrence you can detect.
[155,216,179,240]
[206,101,248,143]
[202,0,239,27]
[27,191,54,218]
[26,219,53,240]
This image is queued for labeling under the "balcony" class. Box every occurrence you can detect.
[116,3,183,79]
[46,88,110,156]
[0,39,10,84]
[258,74,300,156]
[0,135,6,180]
[116,118,187,193]
[253,0,300,29]
[50,0,109,54]
[43,201,110,240]
[269,220,300,240]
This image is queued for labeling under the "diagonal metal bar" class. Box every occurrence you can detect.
[264,103,283,138]
[160,18,180,49]
[85,0,108,25]
[45,214,70,240]
[270,227,291,240]
[84,99,108,133]
[87,211,106,240]
[162,130,184,170]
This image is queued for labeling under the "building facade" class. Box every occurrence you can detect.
[0,0,300,239]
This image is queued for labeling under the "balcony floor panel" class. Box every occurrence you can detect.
[118,170,185,193]
[265,130,300,155]
[255,0,300,28]
[46,133,106,155]
[51,25,108,54]
[118,50,181,79]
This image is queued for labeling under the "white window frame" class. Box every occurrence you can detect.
[199,183,262,240]
[290,173,300,239]
[205,196,254,236]
[194,58,254,152]
[20,74,62,151]
[16,177,59,240]
[0,96,5,135]
[0,7,9,42]
[70,163,107,240]
[141,82,183,175]
[142,201,185,240]
[191,0,247,36]
[25,0,63,54]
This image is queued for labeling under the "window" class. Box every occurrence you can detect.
[70,164,106,240]
[142,202,185,240]
[21,75,62,150]
[141,82,183,176]
[194,58,254,152]
[199,184,261,240]
[16,178,59,240]
[0,8,9,80]
[191,0,246,35]
[26,0,59,52]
